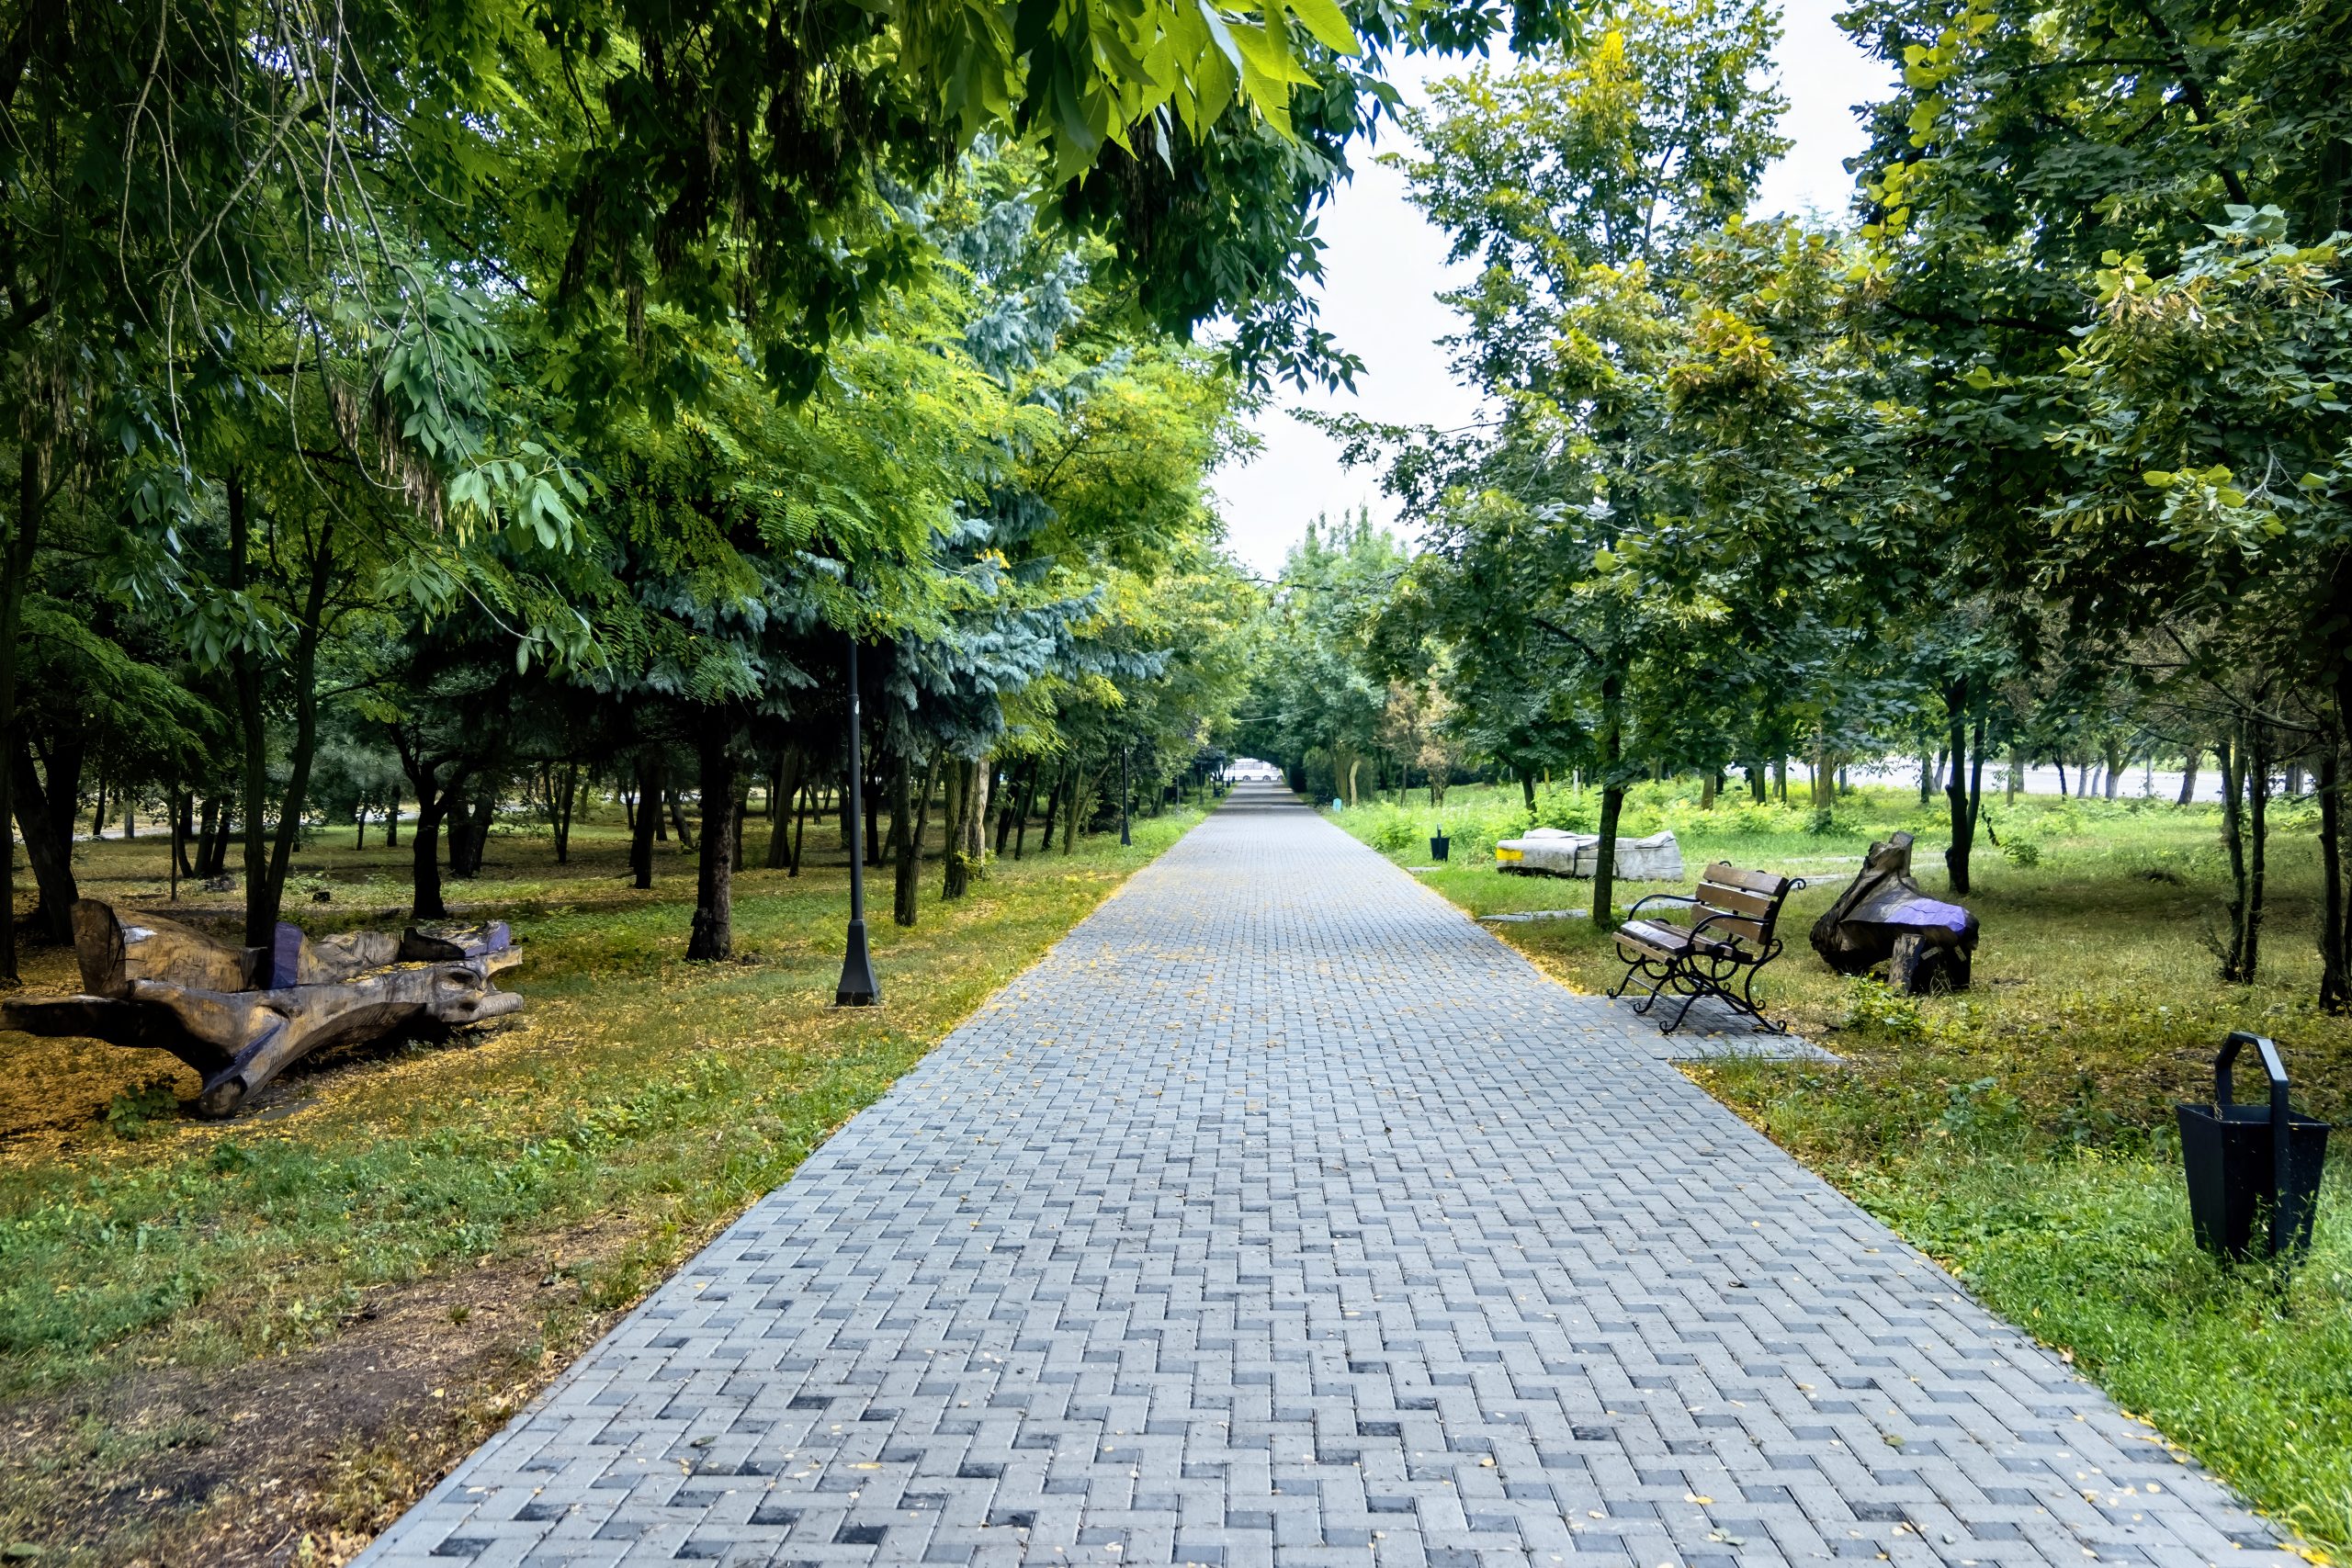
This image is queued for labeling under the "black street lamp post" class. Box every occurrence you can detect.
[834,635,880,1007]
[1119,745,1131,846]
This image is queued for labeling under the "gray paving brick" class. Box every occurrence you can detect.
[362,784,2301,1568]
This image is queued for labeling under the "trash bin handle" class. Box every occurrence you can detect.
[2217,1031,2291,1258]
[2215,1031,2289,1124]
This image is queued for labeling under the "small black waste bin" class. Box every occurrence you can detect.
[1430,832,1451,862]
[2177,1032,2329,1260]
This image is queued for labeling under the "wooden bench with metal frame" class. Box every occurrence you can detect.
[1608,862,1794,1035]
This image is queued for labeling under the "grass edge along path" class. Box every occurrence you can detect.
[0,804,1209,1567]
[1333,782,2352,1561]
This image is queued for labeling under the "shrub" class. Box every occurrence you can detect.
[104,1077,182,1140]
[1532,794,1599,833]
[1935,1075,2023,1145]
[2003,838,2042,867]
[1841,976,1926,1041]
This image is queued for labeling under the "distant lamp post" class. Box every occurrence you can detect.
[834,635,880,1007]
[1119,745,1132,846]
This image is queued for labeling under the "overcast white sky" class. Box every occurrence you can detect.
[1210,0,1895,578]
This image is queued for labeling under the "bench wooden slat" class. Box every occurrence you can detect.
[1705,862,1789,896]
[1695,883,1778,919]
[1615,923,1690,964]
[1701,914,1768,945]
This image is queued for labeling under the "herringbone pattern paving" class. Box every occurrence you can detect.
[363,784,2290,1567]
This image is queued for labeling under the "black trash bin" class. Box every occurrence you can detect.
[1430,832,1451,862]
[2177,1032,2329,1261]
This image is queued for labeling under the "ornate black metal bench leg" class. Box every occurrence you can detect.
[1610,954,1671,1014]
[1661,977,1709,1034]
[1739,966,1789,1034]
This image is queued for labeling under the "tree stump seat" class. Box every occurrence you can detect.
[1809,831,1980,993]
[0,900,524,1117]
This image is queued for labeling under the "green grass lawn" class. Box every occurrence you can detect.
[0,801,1204,1566]
[1338,778,2352,1558]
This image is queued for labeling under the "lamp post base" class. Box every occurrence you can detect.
[833,919,880,1006]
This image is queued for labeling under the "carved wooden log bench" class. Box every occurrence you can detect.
[1608,862,1794,1035]
[1809,830,1980,994]
[0,900,524,1117]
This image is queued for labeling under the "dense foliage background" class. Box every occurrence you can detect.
[1244,0,2352,1005]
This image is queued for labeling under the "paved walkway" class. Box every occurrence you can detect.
[365,785,2290,1568]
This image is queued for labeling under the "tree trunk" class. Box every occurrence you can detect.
[1771,754,1787,803]
[9,741,82,942]
[942,759,969,898]
[1919,749,1936,806]
[2244,722,2271,981]
[449,792,493,879]
[1016,768,1041,860]
[2178,744,2201,806]
[2218,730,2246,978]
[763,749,804,869]
[666,784,695,850]
[998,759,1034,856]
[1065,765,1093,853]
[551,762,578,863]
[2104,739,2124,799]
[686,730,736,961]
[89,773,107,839]
[236,502,336,949]
[1037,767,1067,855]
[197,796,230,877]
[1942,678,1974,896]
[0,438,42,983]
[630,756,660,888]
[889,750,921,927]
[2320,747,2346,1013]
[865,766,883,867]
[226,474,270,948]
[1700,771,1717,810]
[945,758,988,898]
[355,798,369,850]
[412,789,451,920]
[1969,711,1987,846]
[2217,723,2273,984]
[2007,744,2023,805]
[177,793,198,875]
[790,780,808,875]
[1590,676,1624,926]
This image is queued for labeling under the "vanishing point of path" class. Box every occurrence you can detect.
[365,784,2292,1568]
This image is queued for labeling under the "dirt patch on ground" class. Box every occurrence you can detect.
[0,1237,635,1566]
